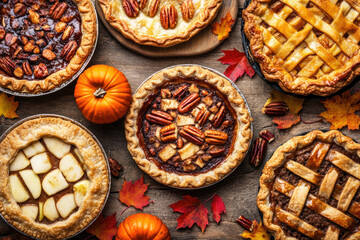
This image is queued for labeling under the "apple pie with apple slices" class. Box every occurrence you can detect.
[125,66,252,188]
[0,116,109,240]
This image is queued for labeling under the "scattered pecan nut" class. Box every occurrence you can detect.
[33,63,49,78]
[178,93,201,113]
[60,40,78,61]
[122,0,140,18]
[204,130,228,145]
[14,3,27,16]
[160,124,178,142]
[250,137,267,167]
[236,215,254,231]
[42,49,56,61]
[160,4,178,29]
[108,157,122,177]
[179,126,205,145]
[259,129,275,143]
[49,2,68,20]
[146,110,174,125]
[181,0,195,22]
[140,0,160,17]
[0,57,16,75]
[61,26,74,41]
[212,105,225,128]
[22,61,32,75]
[262,101,288,116]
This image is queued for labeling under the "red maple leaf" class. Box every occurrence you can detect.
[211,194,226,223]
[169,195,209,233]
[218,48,255,82]
[119,176,151,212]
[86,213,117,240]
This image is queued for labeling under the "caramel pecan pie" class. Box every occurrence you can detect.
[0,116,109,239]
[0,0,96,94]
[243,0,360,96]
[258,130,360,239]
[125,66,252,188]
[98,0,222,47]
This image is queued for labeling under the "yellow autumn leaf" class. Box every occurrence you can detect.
[264,90,304,115]
[240,220,270,240]
[0,93,19,119]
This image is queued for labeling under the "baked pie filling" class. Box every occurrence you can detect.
[137,80,237,174]
[0,0,82,80]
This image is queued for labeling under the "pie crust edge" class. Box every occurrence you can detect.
[125,65,252,188]
[257,130,360,239]
[0,117,109,240]
[242,0,360,97]
[98,0,222,47]
[0,0,97,94]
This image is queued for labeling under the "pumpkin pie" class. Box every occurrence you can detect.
[243,0,360,96]
[0,0,97,94]
[125,65,252,188]
[98,0,222,47]
[0,116,109,239]
[258,130,360,239]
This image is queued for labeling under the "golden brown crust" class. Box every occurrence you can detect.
[98,0,222,47]
[0,0,97,94]
[257,130,360,240]
[125,65,252,188]
[0,116,109,240]
[242,0,360,96]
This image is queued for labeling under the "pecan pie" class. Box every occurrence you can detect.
[98,0,222,47]
[0,0,96,94]
[258,130,360,239]
[0,116,109,239]
[243,0,360,96]
[125,66,252,188]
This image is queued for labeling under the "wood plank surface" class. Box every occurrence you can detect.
[0,0,360,239]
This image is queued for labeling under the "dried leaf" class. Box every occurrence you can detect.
[169,195,209,233]
[240,220,270,240]
[319,91,360,130]
[218,48,255,82]
[0,93,19,118]
[119,176,151,210]
[86,213,117,240]
[273,112,301,129]
[212,12,235,41]
[211,194,226,223]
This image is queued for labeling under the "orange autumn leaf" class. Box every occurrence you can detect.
[240,220,270,240]
[212,12,235,41]
[0,93,19,118]
[86,213,117,240]
[273,112,301,129]
[319,91,360,130]
[119,176,151,211]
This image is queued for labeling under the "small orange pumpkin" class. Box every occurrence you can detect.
[74,65,132,124]
[116,213,171,240]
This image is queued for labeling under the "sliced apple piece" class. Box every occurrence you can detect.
[73,180,90,207]
[19,169,41,199]
[161,99,179,111]
[9,174,30,203]
[43,197,59,221]
[178,143,200,160]
[10,151,30,171]
[56,193,77,218]
[23,141,45,158]
[155,127,161,141]
[42,169,69,196]
[59,153,84,182]
[188,84,199,93]
[39,202,44,221]
[43,137,71,159]
[21,205,38,220]
[176,115,195,126]
[159,145,177,162]
[73,148,84,164]
[30,152,52,174]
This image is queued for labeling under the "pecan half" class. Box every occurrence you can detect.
[236,215,254,231]
[161,88,171,98]
[61,26,73,41]
[140,0,160,17]
[42,49,56,61]
[259,129,275,143]
[178,93,201,113]
[160,4,178,29]
[49,2,68,20]
[122,0,140,18]
[207,147,225,157]
[60,40,78,61]
[13,66,24,78]
[177,137,184,149]
[181,0,195,22]
[179,126,204,145]
[204,130,228,145]
[29,9,40,24]
[172,85,188,100]
[5,33,17,46]
[250,137,267,167]
[0,57,16,75]
[14,3,27,16]
[33,63,48,78]
[212,105,225,128]
[160,124,177,142]
[108,157,122,177]
[29,55,38,62]
[196,106,210,126]
[262,101,288,116]
[146,110,174,125]
[22,61,32,75]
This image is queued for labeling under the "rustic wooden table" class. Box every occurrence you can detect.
[1,0,360,239]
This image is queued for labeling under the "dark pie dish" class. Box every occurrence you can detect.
[125,65,252,189]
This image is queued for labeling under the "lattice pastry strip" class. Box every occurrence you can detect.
[337,177,360,211]
[327,149,360,179]
[318,167,339,200]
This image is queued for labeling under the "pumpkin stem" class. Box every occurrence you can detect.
[93,88,107,98]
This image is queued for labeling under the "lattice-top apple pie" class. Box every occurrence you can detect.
[125,66,252,188]
[0,116,109,240]
[243,0,360,96]
[258,130,360,239]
